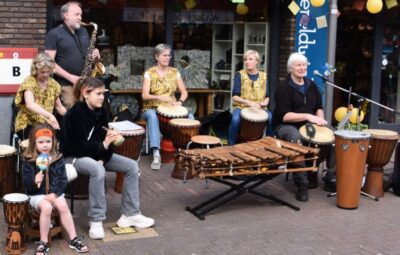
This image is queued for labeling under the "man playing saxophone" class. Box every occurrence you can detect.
[45,1,100,109]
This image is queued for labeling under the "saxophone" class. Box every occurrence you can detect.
[80,22,105,77]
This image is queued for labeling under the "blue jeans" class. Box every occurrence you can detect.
[142,109,194,150]
[66,154,141,222]
[228,108,273,145]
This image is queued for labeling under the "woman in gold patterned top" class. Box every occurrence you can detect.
[142,44,190,170]
[15,52,66,140]
[228,50,271,145]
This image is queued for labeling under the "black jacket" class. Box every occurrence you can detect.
[60,101,112,162]
[23,155,67,197]
[272,76,323,130]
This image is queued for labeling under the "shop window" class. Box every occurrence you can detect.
[380,7,400,123]
[334,7,374,124]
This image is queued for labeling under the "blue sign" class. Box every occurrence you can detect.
[294,1,328,97]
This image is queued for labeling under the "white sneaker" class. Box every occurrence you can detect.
[89,221,105,240]
[151,156,161,170]
[117,214,155,229]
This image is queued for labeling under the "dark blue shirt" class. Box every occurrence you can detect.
[45,24,89,85]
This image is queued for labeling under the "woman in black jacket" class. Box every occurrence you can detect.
[272,52,336,202]
[22,123,88,255]
[61,77,154,240]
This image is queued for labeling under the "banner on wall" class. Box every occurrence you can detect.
[294,1,329,96]
[0,48,37,94]
[123,8,234,24]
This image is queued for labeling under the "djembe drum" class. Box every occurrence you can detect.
[239,107,268,142]
[157,103,189,163]
[334,130,370,209]
[3,193,29,255]
[0,145,17,198]
[362,129,399,198]
[112,127,145,193]
[299,124,335,185]
[169,118,201,180]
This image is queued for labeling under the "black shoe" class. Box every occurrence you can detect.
[307,172,318,189]
[323,181,336,192]
[295,186,309,202]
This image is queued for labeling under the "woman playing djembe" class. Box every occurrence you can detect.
[228,49,272,145]
[141,43,192,170]
[14,52,66,140]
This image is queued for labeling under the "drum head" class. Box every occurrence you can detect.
[299,124,334,144]
[362,129,399,140]
[157,103,189,118]
[0,145,16,157]
[334,130,371,139]
[169,118,201,127]
[3,193,29,202]
[120,127,145,136]
[240,107,268,122]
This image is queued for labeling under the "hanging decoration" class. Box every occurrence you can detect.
[385,0,399,9]
[236,3,249,15]
[366,0,383,13]
[185,0,196,10]
[310,0,325,7]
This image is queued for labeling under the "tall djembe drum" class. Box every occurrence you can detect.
[169,118,201,180]
[112,126,145,193]
[3,193,29,255]
[156,103,188,163]
[239,107,268,142]
[0,145,17,197]
[362,129,398,198]
[334,130,370,209]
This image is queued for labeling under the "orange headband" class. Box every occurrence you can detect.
[35,128,53,138]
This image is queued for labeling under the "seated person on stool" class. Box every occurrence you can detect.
[22,123,88,254]
[142,43,193,170]
[14,52,66,140]
[61,77,154,240]
[228,50,271,145]
[272,52,336,202]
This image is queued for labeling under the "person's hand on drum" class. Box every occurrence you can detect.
[247,101,261,108]
[158,95,173,103]
[307,114,328,126]
[46,114,60,130]
[103,129,120,149]
[171,100,183,106]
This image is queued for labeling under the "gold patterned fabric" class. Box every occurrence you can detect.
[14,75,61,132]
[142,66,178,111]
[233,70,267,109]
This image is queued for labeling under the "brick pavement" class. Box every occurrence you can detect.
[1,155,400,255]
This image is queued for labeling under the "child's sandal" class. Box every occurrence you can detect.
[35,240,49,255]
[69,236,89,253]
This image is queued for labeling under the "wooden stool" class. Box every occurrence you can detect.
[26,209,62,246]
[186,135,223,150]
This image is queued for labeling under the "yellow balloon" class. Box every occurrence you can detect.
[310,0,325,7]
[366,0,383,14]
[334,107,348,122]
[236,3,249,16]
[349,108,365,124]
